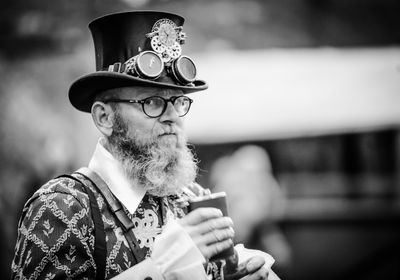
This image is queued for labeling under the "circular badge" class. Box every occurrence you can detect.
[150,36,166,53]
[135,51,163,79]
[157,23,178,47]
[147,18,183,63]
[167,42,182,60]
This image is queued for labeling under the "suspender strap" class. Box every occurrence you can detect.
[75,167,147,263]
[57,174,106,280]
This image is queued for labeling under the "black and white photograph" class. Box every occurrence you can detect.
[1,0,399,279]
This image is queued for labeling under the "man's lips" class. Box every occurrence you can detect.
[159,132,177,137]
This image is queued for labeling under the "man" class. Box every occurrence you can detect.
[11,11,279,279]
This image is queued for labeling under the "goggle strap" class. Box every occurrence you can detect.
[107,62,126,73]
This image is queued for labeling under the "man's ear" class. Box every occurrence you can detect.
[91,101,114,137]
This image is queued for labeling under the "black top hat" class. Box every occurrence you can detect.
[69,11,208,112]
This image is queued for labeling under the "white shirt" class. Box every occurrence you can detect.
[88,138,145,214]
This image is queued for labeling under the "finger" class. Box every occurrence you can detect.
[245,256,266,274]
[179,207,222,226]
[242,266,269,280]
[201,238,233,259]
[194,216,234,235]
[199,227,235,245]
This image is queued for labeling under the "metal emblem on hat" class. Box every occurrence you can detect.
[146,18,187,63]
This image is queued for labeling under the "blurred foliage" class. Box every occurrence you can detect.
[0,0,399,59]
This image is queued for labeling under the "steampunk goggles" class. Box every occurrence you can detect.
[108,51,197,86]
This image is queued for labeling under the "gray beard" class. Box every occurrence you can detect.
[108,111,198,197]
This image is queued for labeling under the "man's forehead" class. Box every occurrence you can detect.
[108,86,184,99]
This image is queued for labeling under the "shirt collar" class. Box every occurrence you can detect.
[88,138,146,214]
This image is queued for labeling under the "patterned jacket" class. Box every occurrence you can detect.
[11,174,220,279]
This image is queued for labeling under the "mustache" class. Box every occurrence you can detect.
[156,125,184,137]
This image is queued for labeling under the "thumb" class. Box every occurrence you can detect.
[245,256,266,273]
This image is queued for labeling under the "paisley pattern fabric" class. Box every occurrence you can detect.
[10,174,214,279]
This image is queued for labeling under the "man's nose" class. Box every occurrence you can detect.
[159,102,180,123]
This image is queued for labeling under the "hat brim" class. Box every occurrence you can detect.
[69,71,208,112]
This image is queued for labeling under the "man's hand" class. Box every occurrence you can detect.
[178,207,235,260]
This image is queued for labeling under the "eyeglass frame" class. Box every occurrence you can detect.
[102,95,194,118]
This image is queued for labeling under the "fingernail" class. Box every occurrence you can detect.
[226,217,233,225]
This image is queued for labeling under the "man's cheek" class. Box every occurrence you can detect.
[129,127,154,145]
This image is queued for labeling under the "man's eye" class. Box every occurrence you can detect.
[146,98,163,107]
[178,97,188,105]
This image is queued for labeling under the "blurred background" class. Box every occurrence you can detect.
[1,0,399,279]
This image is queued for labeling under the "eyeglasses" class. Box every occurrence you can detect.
[104,95,193,118]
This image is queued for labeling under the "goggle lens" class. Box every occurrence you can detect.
[176,56,197,82]
[136,51,164,78]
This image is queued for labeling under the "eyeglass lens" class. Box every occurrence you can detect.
[143,96,191,117]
